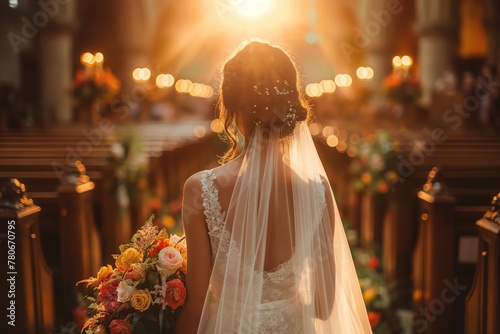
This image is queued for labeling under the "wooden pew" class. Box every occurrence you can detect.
[411,168,497,333]
[0,179,55,334]
[57,162,101,317]
[465,194,500,334]
[0,163,102,320]
[0,121,218,259]
[382,149,500,307]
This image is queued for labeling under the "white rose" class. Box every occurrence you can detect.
[117,280,136,303]
[156,246,183,277]
[169,234,182,244]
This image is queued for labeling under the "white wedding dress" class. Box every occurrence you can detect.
[201,169,322,333]
[196,123,372,334]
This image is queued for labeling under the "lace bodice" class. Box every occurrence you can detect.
[200,170,326,333]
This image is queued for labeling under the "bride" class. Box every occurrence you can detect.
[175,41,372,333]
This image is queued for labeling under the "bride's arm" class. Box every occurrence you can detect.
[174,173,212,334]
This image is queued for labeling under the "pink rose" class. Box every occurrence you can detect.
[165,279,187,310]
[109,319,131,334]
[156,246,183,277]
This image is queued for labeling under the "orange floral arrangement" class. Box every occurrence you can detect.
[78,216,187,334]
[71,67,120,107]
[383,72,421,106]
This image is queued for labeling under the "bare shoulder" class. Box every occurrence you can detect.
[182,171,207,229]
[183,171,205,193]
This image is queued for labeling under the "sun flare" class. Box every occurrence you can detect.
[235,0,273,19]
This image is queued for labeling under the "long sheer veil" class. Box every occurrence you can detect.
[197,121,372,333]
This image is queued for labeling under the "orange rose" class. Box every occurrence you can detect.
[165,279,186,310]
[115,247,142,270]
[148,237,170,257]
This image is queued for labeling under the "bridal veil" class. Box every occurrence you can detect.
[197,41,371,333]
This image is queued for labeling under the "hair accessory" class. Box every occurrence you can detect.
[251,80,299,127]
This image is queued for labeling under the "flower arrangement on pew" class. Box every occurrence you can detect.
[71,52,120,108]
[350,130,399,194]
[71,52,120,123]
[352,248,401,334]
[71,68,120,107]
[78,216,187,334]
[107,128,149,218]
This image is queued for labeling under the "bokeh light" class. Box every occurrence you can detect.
[308,123,321,136]
[326,135,339,147]
[401,55,413,67]
[320,80,336,93]
[335,74,352,87]
[133,68,151,81]
[193,125,207,138]
[156,74,175,88]
[392,56,402,67]
[94,52,104,63]
[306,83,323,97]
[365,67,374,79]
[80,52,94,65]
[210,119,224,133]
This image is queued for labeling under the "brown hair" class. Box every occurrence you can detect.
[217,40,311,164]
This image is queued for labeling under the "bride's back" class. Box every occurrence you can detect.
[211,155,295,272]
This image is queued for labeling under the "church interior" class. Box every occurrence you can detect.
[0,0,499,333]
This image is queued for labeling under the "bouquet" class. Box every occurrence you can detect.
[78,217,187,334]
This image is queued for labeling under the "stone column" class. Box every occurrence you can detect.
[109,0,156,95]
[39,0,76,124]
[356,0,397,92]
[414,0,459,105]
[483,0,500,73]
[0,3,23,88]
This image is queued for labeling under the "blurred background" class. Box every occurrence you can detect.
[0,0,499,333]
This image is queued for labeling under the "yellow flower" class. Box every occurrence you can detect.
[96,265,113,280]
[130,289,152,312]
[363,286,377,304]
[115,247,143,270]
